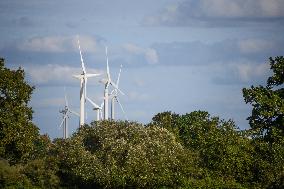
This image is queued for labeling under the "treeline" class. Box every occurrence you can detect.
[0,57,283,188]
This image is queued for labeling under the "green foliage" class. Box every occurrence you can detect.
[241,56,284,187]
[0,58,60,189]
[243,56,284,142]
[32,134,53,159]
[0,159,29,188]
[54,121,198,188]
[183,176,246,189]
[0,158,60,189]
[0,58,39,164]
[150,111,180,139]
[23,158,60,188]
[151,111,255,186]
[249,137,284,188]
[267,56,284,88]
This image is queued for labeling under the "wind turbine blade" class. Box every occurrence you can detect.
[116,97,128,120]
[85,73,101,78]
[77,38,86,74]
[116,64,122,86]
[105,46,111,80]
[73,74,82,79]
[109,89,115,96]
[64,87,69,107]
[69,109,80,117]
[86,96,100,109]
[110,81,125,95]
[59,114,68,128]
[100,101,104,109]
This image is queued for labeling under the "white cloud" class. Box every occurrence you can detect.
[238,39,275,53]
[198,0,284,18]
[210,60,271,85]
[25,64,103,84]
[123,43,159,64]
[145,48,159,64]
[123,43,144,54]
[18,35,101,53]
[235,62,269,82]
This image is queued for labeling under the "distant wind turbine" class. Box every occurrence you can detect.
[110,64,128,120]
[86,96,104,121]
[73,37,100,126]
[100,46,124,120]
[59,90,79,139]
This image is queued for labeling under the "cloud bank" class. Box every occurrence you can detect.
[17,35,104,53]
[153,39,284,66]
[143,0,284,27]
[123,43,159,64]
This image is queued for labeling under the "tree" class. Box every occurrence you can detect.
[249,137,284,188]
[150,111,255,187]
[0,159,37,188]
[54,121,198,188]
[243,56,284,142]
[22,158,60,188]
[149,111,180,140]
[0,58,39,164]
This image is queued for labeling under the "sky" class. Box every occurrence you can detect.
[1,0,284,139]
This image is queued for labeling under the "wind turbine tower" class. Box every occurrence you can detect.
[73,37,100,126]
[59,106,68,139]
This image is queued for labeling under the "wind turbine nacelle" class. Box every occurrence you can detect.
[99,78,108,84]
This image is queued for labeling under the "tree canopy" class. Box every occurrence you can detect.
[0,58,39,164]
[53,121,198,188]
[243,56,284,142]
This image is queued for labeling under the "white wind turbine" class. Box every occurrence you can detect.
[100,46,124,120]
[59,91,79,139]
[73,37,100,126]
[86,96,104,121]
[110,64,128,120]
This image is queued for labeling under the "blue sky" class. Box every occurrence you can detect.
[1,0,284,138]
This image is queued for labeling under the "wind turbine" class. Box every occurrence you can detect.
[100,46,124,120]
[110,64,128,120]
[73,37,100,126]
[86,96,104,121]
[59,91,79,139]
